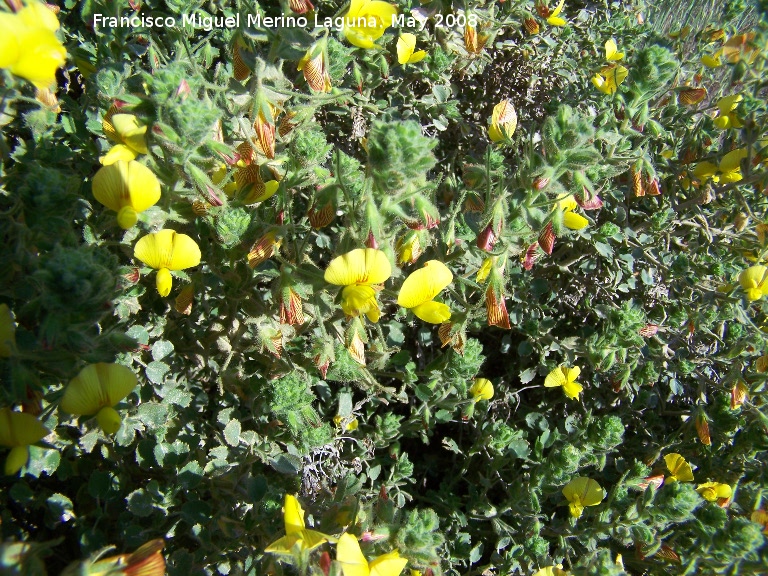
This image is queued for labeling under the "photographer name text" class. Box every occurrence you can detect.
[92,12,475,32]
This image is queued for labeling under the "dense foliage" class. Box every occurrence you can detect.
[1,0,768,574]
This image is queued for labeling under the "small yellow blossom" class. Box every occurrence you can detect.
[59,363,139,434]
[562,477,605,518]
[0,408,49,475]
[739,265,768,301]
[701,49,723,68]
[0,304,16,357]
[0,2,66,88]
[488,99,517,142]
[546,0,566,26]
[134,230,202,297]
[696,482,732,502]
[544,365,583,400]
[604,38,624,61]
[591,64,628,95]
[325,249,392,322]
[398,260,453,324]
[343,0,398,49]
[664,453,694,483]
[334,415,359,431]
[92,160,161,229]
[100,114,149,165]
[477,257,494,283]
[469,378,494,401]
[397,33,426,65]
[336,532,408,576]
[554,195,589,230]
[713,94,743,130]
[265,494,330,554]
[693,148,747,184]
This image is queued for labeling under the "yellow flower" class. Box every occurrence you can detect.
[701,49,723,68]
[488,99,517,142]
[533,565,569,576]
[298,41,332,92]
[713,94,743,130]
[92,160,162,229]
[546,0,566,26]
[397,33,426,65]
[544,365,583,400]
[554,195,589,230]
[0,304,16,357]
[0,2,66,88]
[739,265,768,301]
[664,453,694,483]
[343,0,398,49]
[604,38,624,61]
[696,482,732,502]
[100,114,149,165]
[325,248,392,322]
[0,408,49,475]
[336,532,408,576]
[60,363,139,434]
[334,415,359,431]
[591,64,628,95]
[562,477,605,518]
[469,378,494,401]
[397,260,453,324]
[476,257,494,283]
[134,230,202,297]
[693,148,747,184]
[265,494,330,554]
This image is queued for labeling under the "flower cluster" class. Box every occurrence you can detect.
[591,39,627,95]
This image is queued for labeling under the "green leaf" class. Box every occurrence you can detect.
[151,340,175,361]
[145,361,170,384]
[223,420,241,447]
[269,453,303,475]
[138,403,170,428]
[127,488,154,517]
[178,461,204,489]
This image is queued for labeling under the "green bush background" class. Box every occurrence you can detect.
[1,0,768,574]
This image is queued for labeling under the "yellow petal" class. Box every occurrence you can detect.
[60,363,138,416]
[5,445,30,475]
[0,14,21,69]
[336,533,369,576]
[411,301,451,324]
[470,378,494,401]
[719,148,747,174]
[9,27,66,89]
[100,143,139,166]
[664,453,694,482]
[563,477,605,507]
[693,161,719,181]
[284,494,306,535]
[696,482,732,501]
[562,379,583,400]
[341,285,378,318]
[111,114,148,154]
[18,2,60,31]
[397,260,453,309]
[92,160,161,215]
[563,212,589,230]
[265,533,301,555]
[156,267,173,296]
[369,550,408,576]
[605,38,624,60]
[701,53,722,68]
[476,258,494,283]
[325,249,392,286]
[0,409,49,447]
[135,230,201,271]
[96,406,122,434]
[544,366,568,388]
[397,33,416,65]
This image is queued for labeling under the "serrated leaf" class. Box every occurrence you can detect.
[151,340,175,361]
[145,361,170,384]
[223,420,241,447]
[138,403,169,428]
[178,461,204,489]
[126,488,154,517]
